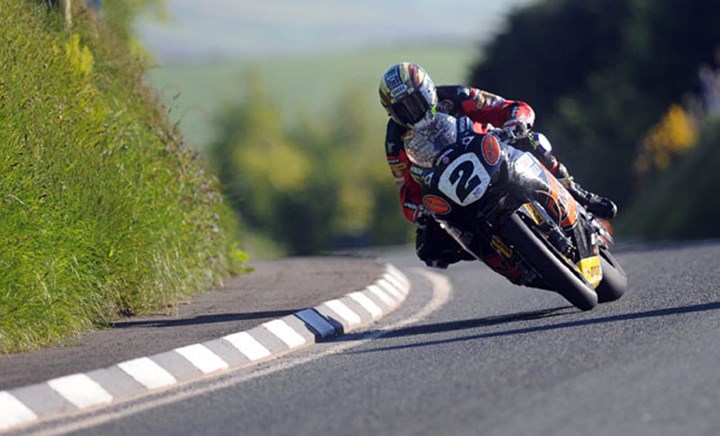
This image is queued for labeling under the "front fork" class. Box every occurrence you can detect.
[436,216,542,287]
[436,220,481,261]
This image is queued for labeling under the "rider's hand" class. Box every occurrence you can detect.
[502,119,530,141]
[413,205,432,229]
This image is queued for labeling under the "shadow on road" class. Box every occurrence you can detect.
[111,310,298,329]
[346,301,720,353]
[381,306,573,340]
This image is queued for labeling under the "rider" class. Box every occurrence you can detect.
[379,62,617,270]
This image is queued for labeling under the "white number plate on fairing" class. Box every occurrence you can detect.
[438,153,491,206]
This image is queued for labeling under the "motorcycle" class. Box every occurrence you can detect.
[416,117,627,310]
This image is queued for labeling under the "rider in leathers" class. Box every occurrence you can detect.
[379,62,617,273]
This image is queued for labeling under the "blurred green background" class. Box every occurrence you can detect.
[140,0,720,256]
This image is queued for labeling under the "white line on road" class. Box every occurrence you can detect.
[263,319,307,349]
[223,331,272,361]
[349,291,384,318]
[175,344,230,374]
[0,391,38,431]
[324,299,362,326]
[47,374,113,409]
[118,357,177,389]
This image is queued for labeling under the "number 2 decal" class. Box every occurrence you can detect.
[438,153,491,206]
[449,161,481,203]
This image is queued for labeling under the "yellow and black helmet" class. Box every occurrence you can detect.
[379,62,437,127]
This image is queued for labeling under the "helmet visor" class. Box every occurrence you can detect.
[389,90,432,126]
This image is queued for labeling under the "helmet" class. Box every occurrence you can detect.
[404,112,457,168]
[379,62,437,126]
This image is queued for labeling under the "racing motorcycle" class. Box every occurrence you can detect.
[415,116,627,311]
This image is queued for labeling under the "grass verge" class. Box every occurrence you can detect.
[0,1,246,353]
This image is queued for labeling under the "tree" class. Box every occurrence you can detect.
[469,0,720,209]
[208,73,408,254]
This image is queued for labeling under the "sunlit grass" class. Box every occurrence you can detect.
[0,1,245,352]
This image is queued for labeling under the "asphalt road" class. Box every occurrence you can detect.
[14,242,720,435]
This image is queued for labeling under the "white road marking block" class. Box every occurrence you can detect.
[263,319,307,348]
[324,299,362,326]
[367,284,397,305]
[386,264,410,288]
[223,331,271,361]
[175,344,229,374]
[0,391,37,431]
[47,374,113,409]
[349,291,383,318]
[383,272,408,295]
[295,309,336,338]
[377,278,404,300]
[118,357,177,389]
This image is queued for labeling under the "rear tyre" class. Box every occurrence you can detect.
[596,248,627,303]
[499,214,598,311]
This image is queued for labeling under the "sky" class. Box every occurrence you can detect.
[135,0,537,63]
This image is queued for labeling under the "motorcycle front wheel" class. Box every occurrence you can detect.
[596,248,627,303]
[499,213,598,311]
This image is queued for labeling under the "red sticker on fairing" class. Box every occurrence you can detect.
[481,135,501,166]
[423,195,451,215]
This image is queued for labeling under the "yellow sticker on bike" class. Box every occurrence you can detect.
[577,256,602,288]
[522,203,546,225]
[491,235,513,258]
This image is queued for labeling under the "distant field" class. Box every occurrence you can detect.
[144,44,479,149]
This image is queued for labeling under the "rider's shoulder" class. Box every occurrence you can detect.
[437,85,473,101]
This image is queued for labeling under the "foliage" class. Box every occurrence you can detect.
[0,0,244,352]
[208,71,408,255]
[64,32,94,76]
[468,0,720,215]
[635,105,697,175]
[471,0,720,204]
[618,120,720,240]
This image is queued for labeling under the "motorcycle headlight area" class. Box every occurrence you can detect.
[514,152,544,179]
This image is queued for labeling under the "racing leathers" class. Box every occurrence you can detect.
[385,85,564,272]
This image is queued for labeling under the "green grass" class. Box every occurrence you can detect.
[0,1,245,353]
[146,43,479,149]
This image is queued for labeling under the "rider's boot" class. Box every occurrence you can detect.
[554,163,618,220]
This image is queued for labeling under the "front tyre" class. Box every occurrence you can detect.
[499,214,598,311]
[596,248,627,303]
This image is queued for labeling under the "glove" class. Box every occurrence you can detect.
[415,214,443,265]
[413,205,432,229]
[502,119,530,142]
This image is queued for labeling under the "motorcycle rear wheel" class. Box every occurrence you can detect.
[499,213,598,311]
